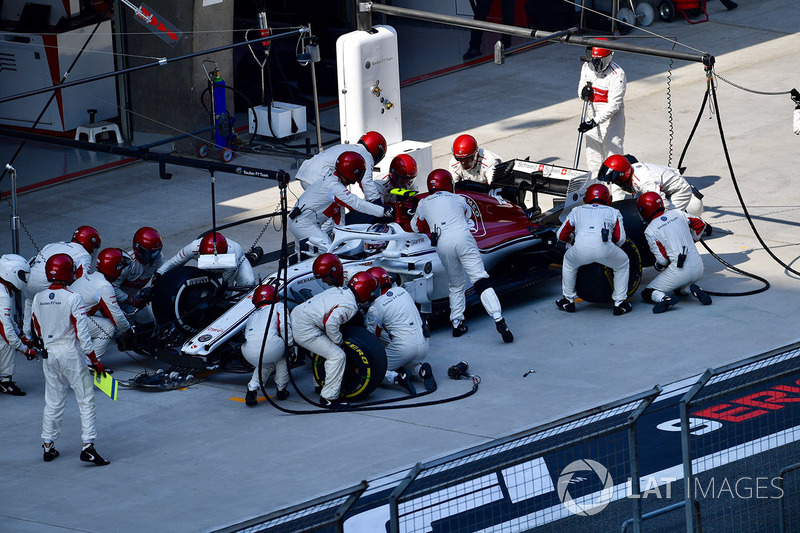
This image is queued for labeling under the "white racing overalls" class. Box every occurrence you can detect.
[290,287,358,402]
[0,283,26,379]
[156,237,255,286]
[558,202,630,306]
[411,191,503,325]
[643,209,707,302]
[241,304,292,393]
[113,250,164,323]
[32,286,98,443]
[631,162,704,217]
[295,143,381,202]
[70,271,132,359]
[448,147,502,184]
[579,61,626,174]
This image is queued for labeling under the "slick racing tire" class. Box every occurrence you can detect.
[151,266,221,332]
[311,326,388,402]
[613,198,656,267]
[575,239,643,304]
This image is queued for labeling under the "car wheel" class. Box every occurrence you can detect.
[575,239,643,304]
[150,266,221,332]
[312,326,388,401]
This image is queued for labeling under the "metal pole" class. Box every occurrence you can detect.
[574,90,590,169]
[308,25,323,153]
[361,2,713,65]
[7,164,20,255]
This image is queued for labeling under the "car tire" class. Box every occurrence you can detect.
[150,266,221,332]
[311,326,388,402]
[575,239,643,304]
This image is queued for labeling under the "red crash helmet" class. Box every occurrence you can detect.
[598,154,633,189]
[252,284,279,308]
[388,154,418,189]
[348,271,379,303]
[636,192,666,222]
[200,232,228,255]
[366,266,393,293]
[312,253,344,287]
[335,151,367,184]
[584,183,611,205]
[72,226,101,254]
[45,253,74,284]
[133,227,163,265]
[591,37,613,72]
[95,248,127,281]
[427,169,454,194]
[452,134,479,169]
[358,131,387,164]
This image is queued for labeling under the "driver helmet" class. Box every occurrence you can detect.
[133,227,163,265]
[452,134,479,170]
[0,254,30,292]
[388,154,418,189]
[363,223,395,255]
[591,38,613,73]
[312,253,344,287]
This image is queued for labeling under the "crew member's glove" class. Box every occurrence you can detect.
[581,84,594,101]
[20,335,36,348]
[137,287,154,304]
[383,206,395,219]
[150,272,162,286]
[129,296,147,310]
[578,119,597,133]
[654,262,668,272]
[791,88,800,106]
[23,347,40,360]
[86,351,107,377]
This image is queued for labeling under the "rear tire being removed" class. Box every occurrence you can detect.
[312,326,388,402]
[575,239,643,304]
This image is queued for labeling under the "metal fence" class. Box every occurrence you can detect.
[388,387,661,533]
[217,341,800,532]
[680,342,800,532]
[214,481,367,533]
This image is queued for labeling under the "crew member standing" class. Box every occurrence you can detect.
[448,134,502,185]
[291,272,379,407]
[578,38,626,175]
[555,183,631,315]
[636,192,712,313]
[0,254,39,396]
[241,284,292,407]
[31,254,110,466]
[411,169,513,342]
[364,267,434,394]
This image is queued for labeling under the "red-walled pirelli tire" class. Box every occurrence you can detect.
[575,239,643,304]
[150,266,221,332]
[311,326,388,401]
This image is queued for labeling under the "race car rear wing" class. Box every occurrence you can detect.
[493,159,593,224]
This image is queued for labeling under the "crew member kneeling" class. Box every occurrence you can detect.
[636,192,712,313]
[556,183,631,315]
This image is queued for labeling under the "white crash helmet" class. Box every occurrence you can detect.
[0,254,30,292]
[363,223,394,254]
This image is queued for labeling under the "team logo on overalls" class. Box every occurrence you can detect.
[49,292,55,300]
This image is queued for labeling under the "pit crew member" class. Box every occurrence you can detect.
[448,134,502,184]
[555,183,631,315]
[242,284,293,407]
[32,253,110,466]
[410,169,514,342]
[0,254,39,396]
[636,192,712,312]
[113,226,164,324]
[154,231,255,287]
[578,39,626,175]
[290,271,379,407]
[365,267,434,394]
[373,154,419,206]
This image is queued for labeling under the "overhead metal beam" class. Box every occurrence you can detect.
[0,127,288,183]
[359,2,713,66]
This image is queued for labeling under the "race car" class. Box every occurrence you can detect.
[130,161,651,400]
